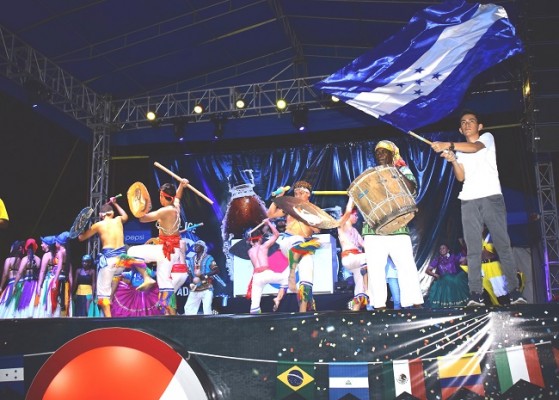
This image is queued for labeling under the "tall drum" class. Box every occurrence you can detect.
[348,165,417,235]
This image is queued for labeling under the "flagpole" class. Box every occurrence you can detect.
[407,131,432,146]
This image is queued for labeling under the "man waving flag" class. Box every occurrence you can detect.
[315,0,523,133]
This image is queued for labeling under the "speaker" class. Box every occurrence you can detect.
[532,123,559,152]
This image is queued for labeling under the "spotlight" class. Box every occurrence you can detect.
[276,98,287,111]
[24,79,52,108]
[291,106,308,132]
[331,95,340,103]
[193,103,204,114]
[235,98,246,109]
[173,117,189,142]
[212,114,227,140]
[146,111,157,121]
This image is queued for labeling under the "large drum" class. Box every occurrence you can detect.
[348,165,417,235]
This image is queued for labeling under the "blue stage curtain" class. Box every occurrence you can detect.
[153,131,463,296]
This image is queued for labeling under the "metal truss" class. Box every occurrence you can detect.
[534,158,559,300]
[87,123,111,255]
[0,25,106,125]
[109,75,328,131]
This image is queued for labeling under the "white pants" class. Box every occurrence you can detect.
[279,235,314,284]
[341,251,367,298]
[127,241,186,292]
[363,235,424,308]
[250,268,289,313]
[184,289,213,315]
[97,257,124,300]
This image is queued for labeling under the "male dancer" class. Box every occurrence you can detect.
[362,140,424,309]
[267,181,320,312]
[246,219,287,314]
[78,197,144,317]
[337,198,369,311]
[128,180,189,315]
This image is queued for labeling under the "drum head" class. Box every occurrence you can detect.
[127,182,152,218]
[272,196,339,230]
[69,207,94,239]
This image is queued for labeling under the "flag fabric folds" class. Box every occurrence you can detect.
[437,353,484,400]
[276,361,315,399]
[315,0,523,133]
[494,344,544,393]
[382,359,427,400]
[328,362,369,399]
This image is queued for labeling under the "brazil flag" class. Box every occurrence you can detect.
[276,361,315,399]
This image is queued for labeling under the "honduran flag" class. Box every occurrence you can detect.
[382,359,427,400]
[494,344,544,393]
[437,353,484,400]
[328,362,369,399]
[0,355,24,397]
[315,0,523,133]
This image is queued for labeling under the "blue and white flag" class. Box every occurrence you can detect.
[315,0,523,133]
[328,362,369,399]
[0,355,25,397]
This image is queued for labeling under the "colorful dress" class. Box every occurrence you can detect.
[0,257,21,318]
[14,257,40,318]
[112,267,163,317]
[427,253,469,308]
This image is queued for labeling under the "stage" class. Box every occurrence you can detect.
[1,303,558,399]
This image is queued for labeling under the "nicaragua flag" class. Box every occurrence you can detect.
[328,362,369,399]
[315,0,523,133]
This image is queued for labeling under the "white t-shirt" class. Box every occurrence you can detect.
[456,132,502,201]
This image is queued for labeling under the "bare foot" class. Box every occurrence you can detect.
[136,276,156,292]
[273,297,280,312]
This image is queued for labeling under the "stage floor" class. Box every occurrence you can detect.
[1,303,558,399]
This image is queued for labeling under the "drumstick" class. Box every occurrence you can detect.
[312,191,348,195]
[106,193,122,203]
[153,162,214,205]
[407,130,433,145]
[248,220,267,234]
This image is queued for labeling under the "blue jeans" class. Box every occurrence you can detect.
[461,194,517,294]
[387,277,401,309]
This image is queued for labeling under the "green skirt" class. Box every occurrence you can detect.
[428,270,469,308]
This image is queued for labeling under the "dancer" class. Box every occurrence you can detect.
[184,240,220,315]
[362,140,424,309]
[0,240,24,318]
[245,219,287,314]
[35,236,58,317]
[337,198,369,311]
[13,239,41,318]
[267,181,321,312]
[72,254,97,317]
[431,110,527,306]
[127,180,189,315]
[54,231,73,316]
[425,243,469,308]
[78,197,138,317]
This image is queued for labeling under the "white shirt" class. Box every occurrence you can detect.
[456,132,502,201]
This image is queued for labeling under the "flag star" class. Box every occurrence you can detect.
[415,67,424,74]
[432,72,442,80]
[415,79,424,86]
[396,83,405,88]
[414,89,423,96]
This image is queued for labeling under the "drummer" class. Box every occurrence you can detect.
[362,140,424,309]
[78,197,139,317]
[267,180,321,312]
[127,180,189,315]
